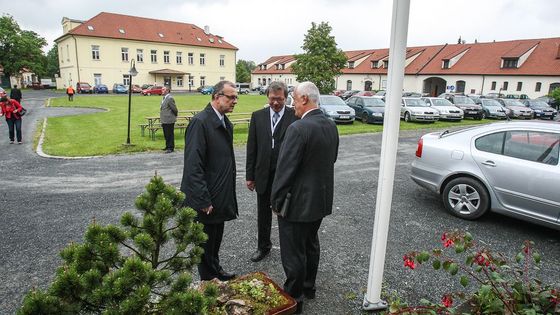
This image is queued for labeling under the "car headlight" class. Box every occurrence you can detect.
[372,112,383,117]
[327,110,337,115]
[412,110,423,114]
[349,109,355,115]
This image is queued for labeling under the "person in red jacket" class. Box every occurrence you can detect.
[0,96,23,144]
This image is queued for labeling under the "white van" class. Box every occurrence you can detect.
[236,83,251,94]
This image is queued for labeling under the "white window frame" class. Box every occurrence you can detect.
[177,76,183,87]
[137,49,144,63]
[163,51,170,64]
[121,48,129,62]
[219,55,225,67]
[200,53,205,66]
[151,50,157,63]
[200,76,206,87]
[92,45,100,60]
[188,52,194,65]
[176,52,182,64]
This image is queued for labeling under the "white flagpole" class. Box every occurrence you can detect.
[363,0,410,311]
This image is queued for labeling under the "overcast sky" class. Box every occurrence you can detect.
[2,0,559,63]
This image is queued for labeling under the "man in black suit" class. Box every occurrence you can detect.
[271,81,339,314]
[159,86,177,153]
[180,80,238,281]
[246,81,297,262]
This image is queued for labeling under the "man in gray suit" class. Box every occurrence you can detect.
[271,81,339,314]
[160,86,178,153]
[246,81,297,262]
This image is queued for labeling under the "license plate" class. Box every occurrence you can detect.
[545,113,552,115]
[340,115,350,119]
[467,111,477,114]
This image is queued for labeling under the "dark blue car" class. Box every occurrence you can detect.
[93,84,108,94]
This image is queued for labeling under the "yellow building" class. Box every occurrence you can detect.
[55,12,238,91]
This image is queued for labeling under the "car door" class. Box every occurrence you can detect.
[471,130,560,224]
[351,98,364,116]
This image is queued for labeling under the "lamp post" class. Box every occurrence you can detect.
[125,59,138,146]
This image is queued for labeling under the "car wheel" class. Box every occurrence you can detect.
[362,113,368,124]
[442,177,489,220]
[404,112,411,122]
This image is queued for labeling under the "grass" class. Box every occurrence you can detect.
[44,94,489,156]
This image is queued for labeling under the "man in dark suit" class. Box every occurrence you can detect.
[271,81,339,314]
[180,80,238,281]
[246,81,297,262]
[160,86,178,153]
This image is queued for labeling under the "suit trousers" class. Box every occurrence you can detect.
[278,217,323,301]
[256,176,273,251]
[6,118,22,142]
[162,123,175,150]
[198,222,225,280]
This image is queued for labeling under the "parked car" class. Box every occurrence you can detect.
[521,99,557,119]
[476,98,508,119]
[332,90,345,97]
[410,121,560,230]
[285,95,294,108]
[346,96,385,124]
[354,91,374,97]
[341,90,360,100]
[93,84,109,94]
[422,97,463,121]
[372,90,386,100]
[484,92,505,99]
[402,92,422,98]
[130,84,142,93]
[76,82,93,94]
[318,95,355,124]
[535,96,560,109]
[239,88,250,95]
[444,95,484,120]
[141,85,163,96]
[258,85,268,95]
[400,97,440,123]
[496,98,533,119]
[200,86,214,95]
[113,84,128,94]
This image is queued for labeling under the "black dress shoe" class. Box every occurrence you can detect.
[294,301,303,314]
[164,149,173,154]
[250,249,270,262]
[217,270,236,281]
[303,289,316,299]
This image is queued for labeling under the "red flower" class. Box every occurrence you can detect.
[475,253,488,266]
[442,294,453,308]
[550,289,559,305]
[443,239,454,248]
[441,232,447,241]
[403,255,416,270]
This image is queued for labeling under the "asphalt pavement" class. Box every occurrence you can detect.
[0,90,558,314]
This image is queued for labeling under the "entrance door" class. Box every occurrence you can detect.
[94,74,102,86]
[164,76,171,87]
[364,80,372,91]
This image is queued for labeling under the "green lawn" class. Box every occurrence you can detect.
[44,94,488,156]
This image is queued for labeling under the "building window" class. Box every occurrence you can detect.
[383,60,389,68]
[220,55,225,67]
[66,45,70,61]
[516,82,522,91]
[177,76,183,87]
[91,45,100,60]
[456,80,466,93]
[502,58,518,69]
[346,80,352,91]
[200,53,205,65]
[123,74,130,86]
[151,50,157,63]
[442,60,450,69]
[491,81,497,90]
[536,82,542,92]
[258,78,261,85]
[503,81,509,91]
[121,48,129,62]
[348,61,355,69]
[137,49,144,63]
[176,52,182,64]
[164,51,170,63]
[60,46,64,63]
[188,52,194,65]
[189,76,194,87]
[372,61,379,68]
[200,76,206,87]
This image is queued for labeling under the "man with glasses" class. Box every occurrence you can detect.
[180,80,239,281]
[246,81,297,263]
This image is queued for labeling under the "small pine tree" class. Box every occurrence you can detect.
[18,175,217,314]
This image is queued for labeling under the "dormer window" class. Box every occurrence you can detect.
[371,61,378,68]
[275,64,279,70]
[281,64,285,70]
[119,28,125,34]
[87,25,94,31]
[442,60,450,69]
[502,58,518,68]
[209,38,214,43]
[158,33,164,38]
[348,61,355,69]
[383,60,389,68]
[263,65,267,70]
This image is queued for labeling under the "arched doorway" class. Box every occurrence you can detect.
[364,80,373,91]
[456,80,466,93]
[423,77,447,96]
[549,82,560,94]
[346,80,353,91]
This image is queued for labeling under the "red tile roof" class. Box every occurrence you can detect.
[57,12,237,50]
[253,37,560,77]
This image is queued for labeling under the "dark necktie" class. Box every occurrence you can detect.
[272,112,280,127]
[221,117,226,128]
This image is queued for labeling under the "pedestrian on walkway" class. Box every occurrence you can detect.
[10,85,22,104]
[66,85,75,101]
[0,96,24,144]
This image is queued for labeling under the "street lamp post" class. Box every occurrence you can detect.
[125,59,138,146]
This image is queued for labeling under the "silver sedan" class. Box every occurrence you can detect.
[411,121,560,230]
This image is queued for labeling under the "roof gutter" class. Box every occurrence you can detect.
[71,35,81,82]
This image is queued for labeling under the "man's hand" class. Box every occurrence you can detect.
[246,180,255,191]
[201,205,213,215]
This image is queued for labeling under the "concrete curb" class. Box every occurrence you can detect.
[36,117,101,160]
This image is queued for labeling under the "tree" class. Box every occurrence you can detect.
[18,175,218,314]
[45,44,60,78]
[236,59,256,83]
[291,22,347,94]
[0,14,47,79]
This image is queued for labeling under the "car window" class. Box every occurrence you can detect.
[320,95,347,106]
[504,131,560,165]
[431,98,453,106]
[475,132,505,155]
[404,99,429,107]
[454,96,475,104]
[347,97,356,105]
[363,98,385,107]
[482,99,501,107]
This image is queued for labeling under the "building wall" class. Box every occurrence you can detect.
[57,35,236,91]
[251,73,297,88]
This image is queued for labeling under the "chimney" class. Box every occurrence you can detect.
[204,25,210,35]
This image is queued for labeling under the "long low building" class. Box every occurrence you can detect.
[55,12,238,91]
[251,37,560,99]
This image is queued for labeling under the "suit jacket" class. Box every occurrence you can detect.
[180,104,238,224]
[271,109,339,222]
[246,106,298,194]
[160,94,178,124]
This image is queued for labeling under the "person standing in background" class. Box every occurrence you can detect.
[0,96,24,144]
[66,85,75,101]
[271,81,339,314]
[180,80,239,281]
[10,85,22,104]
[245,81,297,262]
[160,86,178,153]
